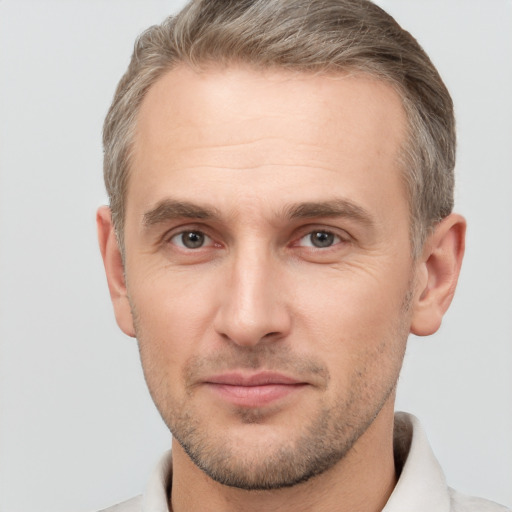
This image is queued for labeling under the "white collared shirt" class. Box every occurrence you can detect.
[98,412,510,512]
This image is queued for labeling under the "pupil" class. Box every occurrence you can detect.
[183,231,204,248]
[312,231,334,248]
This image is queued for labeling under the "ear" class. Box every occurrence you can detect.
[97,206,136,337]
[410,213,466,336]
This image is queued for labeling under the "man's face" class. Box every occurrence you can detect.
[122,66,416,489]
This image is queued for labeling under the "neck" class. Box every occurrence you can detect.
[170,403,397,512]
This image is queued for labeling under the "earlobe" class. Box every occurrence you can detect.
[410,213,466,337]
[97,206,136,338]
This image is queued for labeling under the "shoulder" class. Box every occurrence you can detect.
[449,488,511,512]
[95,450,172,512]
[95,494,143,512]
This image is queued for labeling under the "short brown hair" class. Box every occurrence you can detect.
[103,0,455,256]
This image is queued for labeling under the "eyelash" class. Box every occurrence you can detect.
[164,225,350,252]
[295,230,345,249]
[169,230,215,250]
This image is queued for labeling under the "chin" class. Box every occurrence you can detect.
[168,402,371,491]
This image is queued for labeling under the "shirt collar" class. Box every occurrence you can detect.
[141,412,450,512]
[142,449,172,512]
[383,412,450,512]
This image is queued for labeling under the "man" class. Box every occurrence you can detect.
[96,0,508,511]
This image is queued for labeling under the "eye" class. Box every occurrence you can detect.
[298,230,342,248]
[170,230,212,249]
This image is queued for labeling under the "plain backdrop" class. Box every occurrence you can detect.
[0,1,511,511]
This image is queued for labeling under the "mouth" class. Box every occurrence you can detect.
[203,371,309,408]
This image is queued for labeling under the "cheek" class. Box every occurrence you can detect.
[295,265,408,337]
[293,266,410,379]
[129,270,220,378]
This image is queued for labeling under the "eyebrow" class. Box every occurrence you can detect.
[143,199,221,227]
[142,197,374,228]
[283,199,375,227]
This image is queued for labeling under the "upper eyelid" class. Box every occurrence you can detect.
[170,230,214,248]
[292,224,352,241]
[162,223,215,242]
[159,223,352,245]
[295,232,346,248]
[169,229,212,239]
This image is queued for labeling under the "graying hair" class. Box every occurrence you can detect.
[103,0,455,257]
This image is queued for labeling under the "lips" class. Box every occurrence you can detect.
[203,371,308,407]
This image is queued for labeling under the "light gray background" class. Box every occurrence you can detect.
[0,1,511,511]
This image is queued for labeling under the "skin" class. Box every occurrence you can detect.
[98,66,465,512]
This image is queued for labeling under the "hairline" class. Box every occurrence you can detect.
[112,61,427,260]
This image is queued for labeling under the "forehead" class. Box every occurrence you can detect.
[128,65,408,220]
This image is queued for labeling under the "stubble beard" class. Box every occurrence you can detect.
[132,289,412,491]
[136,339,407,492]
[168,379,398,491]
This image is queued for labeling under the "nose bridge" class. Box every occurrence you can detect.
[214,238,290,346]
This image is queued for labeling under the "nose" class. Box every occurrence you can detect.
[213,247,292,347]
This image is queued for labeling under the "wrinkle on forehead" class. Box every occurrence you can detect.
[125,65,410,250]
[131,65,407,177]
